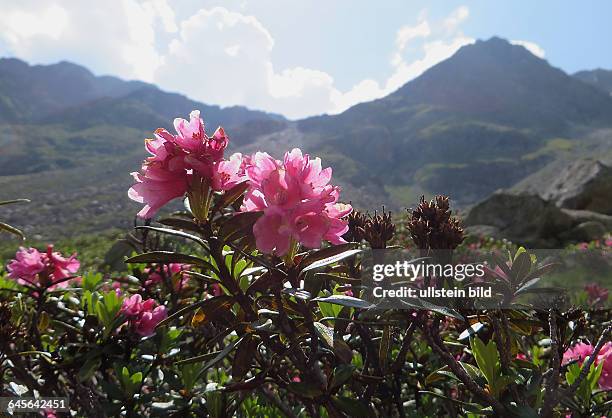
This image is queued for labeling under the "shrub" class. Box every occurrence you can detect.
[0,111,610,417]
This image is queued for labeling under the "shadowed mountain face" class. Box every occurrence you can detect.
[2,37,612,239]
[574,68,612,95]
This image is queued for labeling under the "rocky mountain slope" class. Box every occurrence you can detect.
[2,37,612,240]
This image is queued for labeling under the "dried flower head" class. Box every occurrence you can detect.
[344,209,367,243]
[362,207,396,249]
[408,195,464,250]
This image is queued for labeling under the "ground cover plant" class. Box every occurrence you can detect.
[0,111,610,417]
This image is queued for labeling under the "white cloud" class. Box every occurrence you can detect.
[511,40,546,58]
[443,6,470,32]
[333,6,474,112]
[0,2,545,119]
[396,20,431,51]
[0,0,175,82]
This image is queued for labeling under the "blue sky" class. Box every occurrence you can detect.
[0,1,609,118]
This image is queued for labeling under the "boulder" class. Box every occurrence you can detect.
[541,159,612,214]
[561,221,607,242]
[464,192,611,247]
[464,192,573,247]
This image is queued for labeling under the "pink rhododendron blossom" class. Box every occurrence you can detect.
[6,247,45,284]
[241,148,352,256]
[144,263,191,289]
[563,342,612,389]
[120,294,167,337]
[584,283,609,305]
[210,283,223,297]
[133,305,168,337]
[46,245,80,281]
[7,245,79,290]
[129,110,240,218]
[129,162,190,219]
[211,153,247,191]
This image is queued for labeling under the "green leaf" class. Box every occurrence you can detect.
[0,221,25,240]
[157,295,233,328]
[318,301,342,319]
[232,335,257,380]
[300,248,361,274]
[218,211,262,241]
[212,181,250,213]
[313,295,373,309]
[330,364,356,390]
[330,396,370,417]
[125,251,217,272]
[470,336,501,396]
[313,322,334,348]
[379,325,391,372]
[134,226,208,249]
[419,391,493,415]
[78,356,101,382]
[511,250,532,283]
[298,243,358,270]
[287,381,324,398]
[195,337,244,380]
[0,198,30,206]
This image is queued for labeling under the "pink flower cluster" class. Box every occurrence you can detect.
[584,282,609,305]
[120,294,167,337]
[129,111,352,256]
[6,245,80,290]
[240,149,352,256]
[128,110,244,218]
[144,263,190,290]
[563,342,612,389]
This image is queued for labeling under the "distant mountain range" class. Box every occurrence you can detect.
[1,37,612,239]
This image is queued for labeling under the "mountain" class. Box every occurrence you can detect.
[574,68,612,95]
[0,58,149,122]
[293,37,612,204]
[2,37,612,240]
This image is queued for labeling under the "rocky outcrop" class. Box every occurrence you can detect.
[465,159,612,247]
[540,159,612,214]
[464,193,573,247]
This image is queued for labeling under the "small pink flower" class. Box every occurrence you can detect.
[211,153,247,191]
[516,353,527,361]
[129,110,237,218]
[120,295,167,337]
[46,245,80,281]
[133,305,167,337]
[6,245,79,290]
[7,247,45,285]
[598,343,612,390]
[121,294,145,317]
[605,238,612,247]
[563,342,612,389]
[144,263,191,289]
[129,163,190,219]
[210,283,223,297]
[584,283,609,305]
[241,148,352,256]
[577,242,589,250]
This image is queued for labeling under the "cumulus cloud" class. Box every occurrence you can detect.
[0,0,175,82]
[334,6,475,113]
[0,2,545,119]
[511,40,546,58]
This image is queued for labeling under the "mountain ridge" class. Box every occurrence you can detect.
[2,37,612,239]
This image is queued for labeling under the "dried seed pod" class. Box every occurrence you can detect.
[407,195,464,250]
[362,207,396,249]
